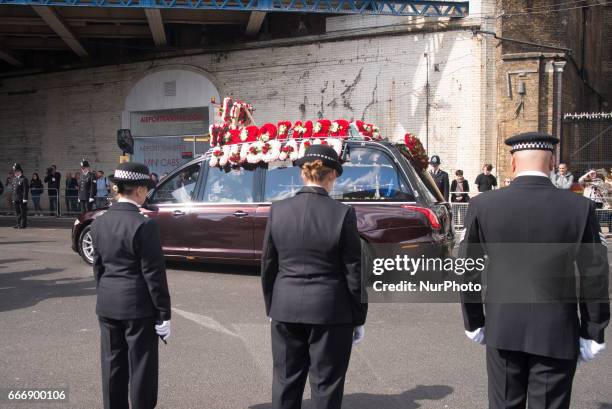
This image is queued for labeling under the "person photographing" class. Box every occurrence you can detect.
[261,144,367,409]
[91,162,171,409]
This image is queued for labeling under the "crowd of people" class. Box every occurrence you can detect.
[428,157,611,209]
[0,160,116,227]
[0,161,120,219]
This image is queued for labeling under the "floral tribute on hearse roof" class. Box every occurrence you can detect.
[207,97,427,172]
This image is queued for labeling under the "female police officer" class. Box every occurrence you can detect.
[92,161,171,409]
[261,144,368,409]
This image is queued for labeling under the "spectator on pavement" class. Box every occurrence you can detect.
[503,177,512,187]
[5,170,14,212]
[475,164,497,192]
[44,165,61,215]
[30,172,44,216]
[95,170,110,209]
[65,172,79,213]
[579,169,609,209]
[450,170,470,203]
[550,163,574,189]
[151,173,159,185]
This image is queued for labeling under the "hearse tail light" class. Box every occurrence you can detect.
[401,205,441,230]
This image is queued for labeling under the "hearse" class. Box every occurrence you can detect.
[72,139,454,266]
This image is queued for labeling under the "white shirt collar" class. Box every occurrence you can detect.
[515,170,549,178]
[117,198,140,207]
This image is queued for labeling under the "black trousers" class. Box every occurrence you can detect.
[49,194,58,213]
[79,200,93,213]
[98,316,159,409]
[14,201,27,227]
[271,321,353,409]
[487,347,577,409]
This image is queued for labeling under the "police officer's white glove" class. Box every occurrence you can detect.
[352,325,365,346]
[155,320,171,341]
[465,327,485,345]
[579,337,605,362]
[22,200,27,203]
[88,198,94,203]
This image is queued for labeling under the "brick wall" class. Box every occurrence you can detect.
[493,0,611,180]
[0,14,498,194]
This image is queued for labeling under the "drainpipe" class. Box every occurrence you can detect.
[552,60,567,165]
[424,52,430,150]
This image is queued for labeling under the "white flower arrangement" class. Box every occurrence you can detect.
[228,144,242,166]
[279,140,299,161]
[209,145,223,167]
[326,138,343,156]
[240,142,251,161]
[218,145,231,167]
[246,141,264,164]
[240,127,248,142]
[262,140,281,163]
[298,139,313,158]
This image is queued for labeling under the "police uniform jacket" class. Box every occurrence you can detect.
[460,175,610,360]
[92,201,171,321]
[430,169,450,201]
[78,171,97,201]
[11,175,29,202]
[261,186,367,326]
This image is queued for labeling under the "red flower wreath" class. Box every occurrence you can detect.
[292,121,313,139]
[313,119,332,138]
[400,133,429,171]
[330,119,350,138]
[259,123,277,142]
[277,121,292,140]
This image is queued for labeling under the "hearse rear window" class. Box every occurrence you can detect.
[264,147,415,202]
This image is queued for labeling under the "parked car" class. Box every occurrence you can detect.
[72,140,454,266]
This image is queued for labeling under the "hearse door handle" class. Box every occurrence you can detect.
[172,210,186,217]
[233,210,248,218]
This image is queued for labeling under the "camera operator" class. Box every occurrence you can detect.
[44,164,61,216]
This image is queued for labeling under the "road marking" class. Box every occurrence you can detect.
[172,307,239,338]
[232,323,273,379]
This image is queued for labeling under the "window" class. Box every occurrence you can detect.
[264,165,303,202]
[262,147,415,202]
[332,147,414,201]
[202,167,255,203]
[149,164,201,204]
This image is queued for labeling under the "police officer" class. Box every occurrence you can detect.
[92,161,171,409]
[78,160,96,213]
[459,132,610,409]
[429,155,450,201]
[261,145,368,409]
[11,163,29,229]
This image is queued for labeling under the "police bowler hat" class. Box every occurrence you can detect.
[109,162,155,189]
[295,144,343,177]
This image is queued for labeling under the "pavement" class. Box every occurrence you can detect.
[0,224,611,409]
